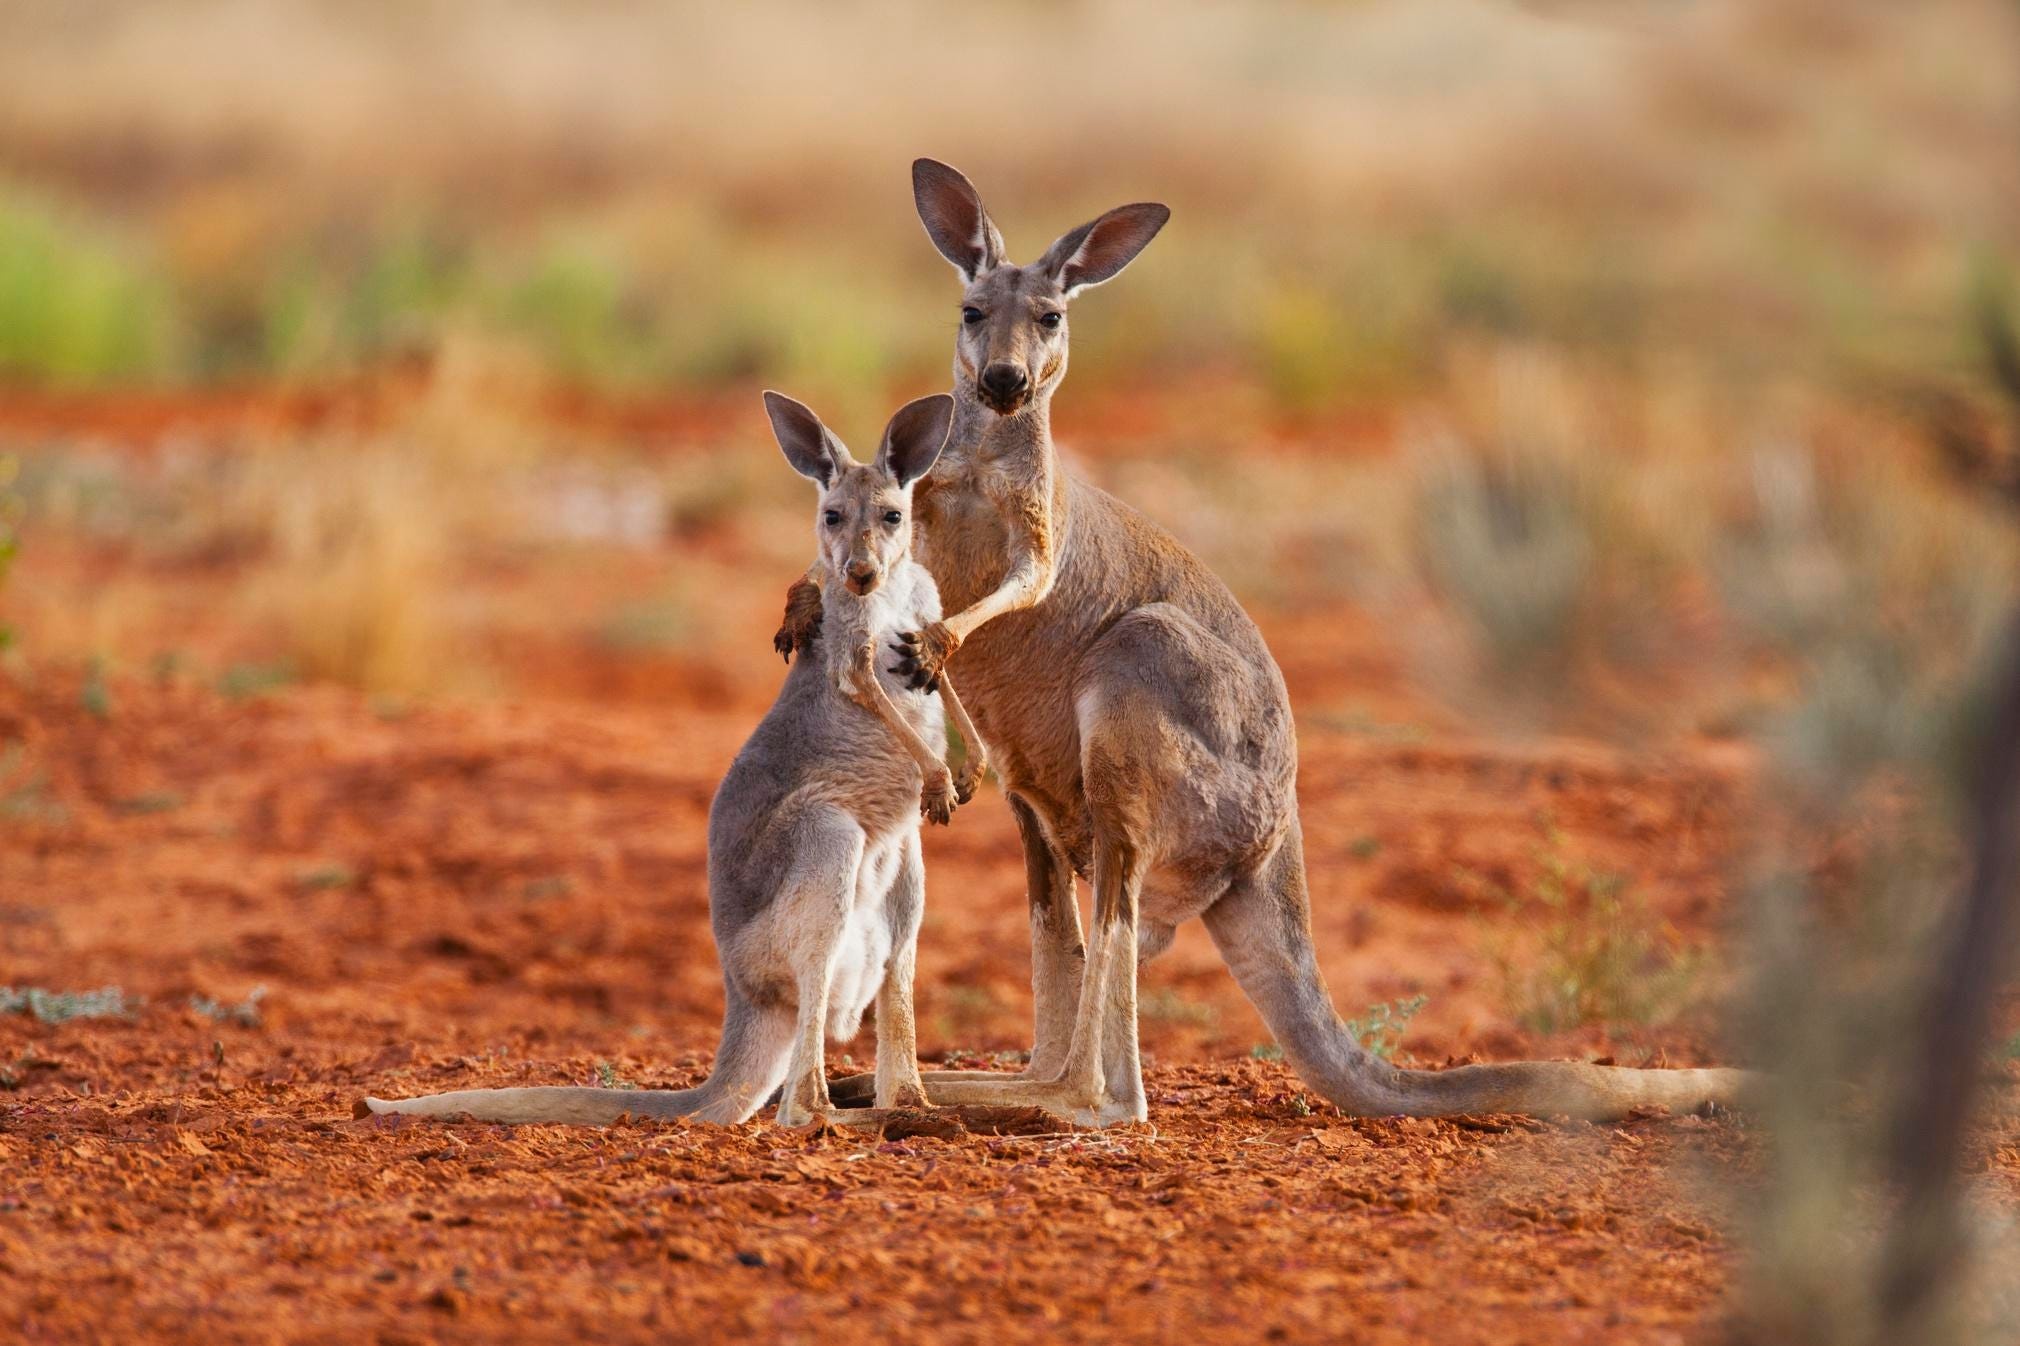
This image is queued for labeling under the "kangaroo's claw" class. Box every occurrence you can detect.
[898,622,960,691]
[920,773,958,826]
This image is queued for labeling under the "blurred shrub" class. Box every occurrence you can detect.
[255,445,445,693]
[1715,441,2017,792]
[1725,437,2019,1343]
[1412,440,1595,673]
[0,193,175,385]
[1342,995,1428,1061]
[0,985,130,1023]
[1474,826,1703,1034]
[501,239,657,385]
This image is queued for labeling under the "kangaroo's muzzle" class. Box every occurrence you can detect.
[978,361,1031,415]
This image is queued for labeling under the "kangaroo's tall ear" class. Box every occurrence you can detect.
[1038,202,1170,297]
[876,393,955,488]
[913,158,1006,283]
[763,390,848,487]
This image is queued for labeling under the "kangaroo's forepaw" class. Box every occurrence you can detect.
[953,760,985,805]
[774,577,824,662]
[921,771,958,826]
[892,621,960,691]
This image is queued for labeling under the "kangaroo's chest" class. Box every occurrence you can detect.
[916,459,1019,613]
[823,571,947,748]
[914,464,1096,819]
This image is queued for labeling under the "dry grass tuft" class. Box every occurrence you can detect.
[248,443,447,695]
[1472,825,1704,1035]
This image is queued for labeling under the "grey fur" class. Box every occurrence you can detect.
[361,393,987,1127]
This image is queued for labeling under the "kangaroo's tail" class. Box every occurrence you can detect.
[360,988,793,1126]
[1202,818,1749,1121]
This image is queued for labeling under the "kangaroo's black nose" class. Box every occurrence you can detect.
[980,362,1029,403]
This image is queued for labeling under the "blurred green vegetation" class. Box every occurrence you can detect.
[0,192,175,385]
[0,172,2007,421]
[0,0,2009,423]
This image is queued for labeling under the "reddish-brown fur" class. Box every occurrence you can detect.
[785,160,1747,1124]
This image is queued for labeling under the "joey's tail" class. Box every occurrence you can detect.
[360,987,792,1126]
[1201,819,1749,1121]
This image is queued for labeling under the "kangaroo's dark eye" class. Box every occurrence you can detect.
[883,510,903,526]
[961,307,984,326]
[1038,311,1063,329]
[823,510,842,527]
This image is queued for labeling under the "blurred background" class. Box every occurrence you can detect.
[4,0,2020,704]
[3,0,2018,719]
[2,2,2018,1340]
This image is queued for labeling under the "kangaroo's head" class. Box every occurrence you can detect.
[764,390,954,597]
[912,158,1169,418]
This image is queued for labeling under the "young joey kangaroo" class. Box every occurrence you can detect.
[363,391,987,1127]
[781,160,1745,1126]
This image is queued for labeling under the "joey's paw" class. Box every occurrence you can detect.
[920,771,958,826]
[953,759,986,805]
[774,578,824,662]
[891,621,960,691]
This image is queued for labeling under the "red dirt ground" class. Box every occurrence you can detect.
[1,388,2014,1343]
[1,670,1761,1346]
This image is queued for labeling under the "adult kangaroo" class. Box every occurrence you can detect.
[780,159,1744,1127]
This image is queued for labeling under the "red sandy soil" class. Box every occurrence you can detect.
[0,667,1754,1346]
[0,386,2014,1344]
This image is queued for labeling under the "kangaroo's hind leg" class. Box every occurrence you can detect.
[821,830,935,1126]
[871,828,930,1109]
[1008,791,1087,1078]
[826,787,1084,1108]
[822,828,1075,1135]
[770,808,867,1128]
[917,605,1220,1126]
[906,729,1159,1127]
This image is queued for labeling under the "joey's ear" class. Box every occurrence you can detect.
[1038,202,1170,297]
[763,390,848,487]
[875,393,954,488]
[913,158,1005,283]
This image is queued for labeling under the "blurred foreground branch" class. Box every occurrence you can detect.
[1879,610,2020,1335]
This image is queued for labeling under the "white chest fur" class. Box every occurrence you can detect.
[820,560,945,729]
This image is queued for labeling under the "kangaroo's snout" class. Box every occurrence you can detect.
[978,362,1030,414]
[846,562,881,595]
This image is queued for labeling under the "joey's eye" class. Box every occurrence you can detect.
[824,510,842,527]
[1038,311,1062,329]
[961,307,984,326]
[883,510,903,526]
